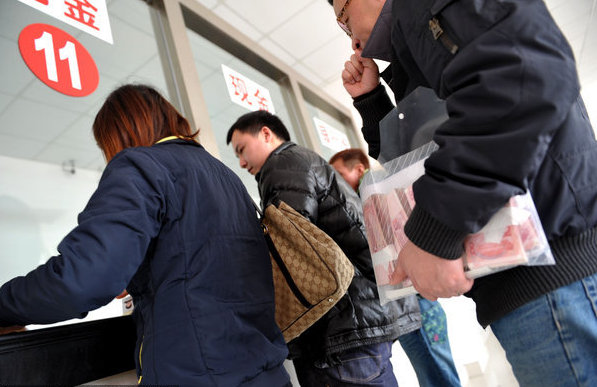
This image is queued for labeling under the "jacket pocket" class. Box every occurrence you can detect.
[429,0,512,51]
[428,0,460,55]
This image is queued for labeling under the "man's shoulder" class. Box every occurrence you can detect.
[266,143,326,170]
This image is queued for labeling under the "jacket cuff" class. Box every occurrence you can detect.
[353,84,394,159]
[404,205,467,259]
[353,84,394,128]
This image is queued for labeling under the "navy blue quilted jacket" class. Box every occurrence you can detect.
[355,0,597,326]
[0,139,290,386]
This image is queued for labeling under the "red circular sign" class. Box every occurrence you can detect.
[18,23,99,97]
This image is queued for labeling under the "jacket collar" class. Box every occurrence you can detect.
[361,0,393,62]
[255,141,295,181]
[153,137,201,147]
[271,141,294,155]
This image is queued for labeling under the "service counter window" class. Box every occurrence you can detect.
[0,0,173,328]
[185,20,304,200]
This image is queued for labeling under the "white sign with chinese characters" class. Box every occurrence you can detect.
[222,64,275,114]
[313,117,350,152]
[18,0,113,44]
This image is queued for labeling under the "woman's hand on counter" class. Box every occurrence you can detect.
[0,325,26,335]
[115,289,129,299]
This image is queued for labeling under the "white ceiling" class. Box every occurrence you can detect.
[1,0,595,172]
[198,0,597,126]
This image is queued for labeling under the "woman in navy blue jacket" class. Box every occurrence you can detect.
[0,84,290,386]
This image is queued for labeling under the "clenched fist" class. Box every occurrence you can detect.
[342,52,380,98]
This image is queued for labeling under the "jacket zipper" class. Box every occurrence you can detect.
[429,17,459,54]
[137,339,143,384]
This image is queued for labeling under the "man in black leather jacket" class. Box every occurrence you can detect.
[227,110,420,386]
[330,0,597,385]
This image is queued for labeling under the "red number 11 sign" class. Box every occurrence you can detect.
[19,23,99,97]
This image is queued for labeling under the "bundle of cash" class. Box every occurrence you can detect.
[360,142,553,303]
[463,193,545,278]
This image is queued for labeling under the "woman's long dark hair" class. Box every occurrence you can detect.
[93,84,198,161]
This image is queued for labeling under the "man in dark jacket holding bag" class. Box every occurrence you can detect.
[227,110,421,386]
[329,0,597,385]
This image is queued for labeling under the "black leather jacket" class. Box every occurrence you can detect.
[256,142,421,361]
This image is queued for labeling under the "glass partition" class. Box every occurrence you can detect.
[0,0,173,327]
[186,26,302,200]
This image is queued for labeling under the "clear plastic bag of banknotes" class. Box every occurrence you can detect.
[359,141,555,304]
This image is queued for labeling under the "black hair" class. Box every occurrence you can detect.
[226,110,291,144]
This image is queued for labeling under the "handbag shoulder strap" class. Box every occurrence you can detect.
[253,199,312,309]
[251,198,263,218]
[262,225,312,309]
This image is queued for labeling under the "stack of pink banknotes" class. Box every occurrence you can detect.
[360,143,554,303]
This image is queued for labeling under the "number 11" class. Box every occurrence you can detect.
[34,31,82,90]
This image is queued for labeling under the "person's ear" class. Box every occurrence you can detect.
[261,126,272,142]
[355,163,366,178]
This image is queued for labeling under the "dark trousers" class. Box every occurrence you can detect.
[293,342,398,386]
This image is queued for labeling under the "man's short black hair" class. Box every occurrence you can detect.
[226,110,291,144]
[328,0,333,5]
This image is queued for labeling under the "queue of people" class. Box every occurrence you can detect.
[1,0,597,386]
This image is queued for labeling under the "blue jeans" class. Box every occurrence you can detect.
[293,342,398,386]
[491,272,597,387]
[398,297,461,387]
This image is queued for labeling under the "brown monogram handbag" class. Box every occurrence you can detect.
[257,201,354,343]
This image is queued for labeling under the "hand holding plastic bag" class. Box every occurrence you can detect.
[394,241,473,301]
